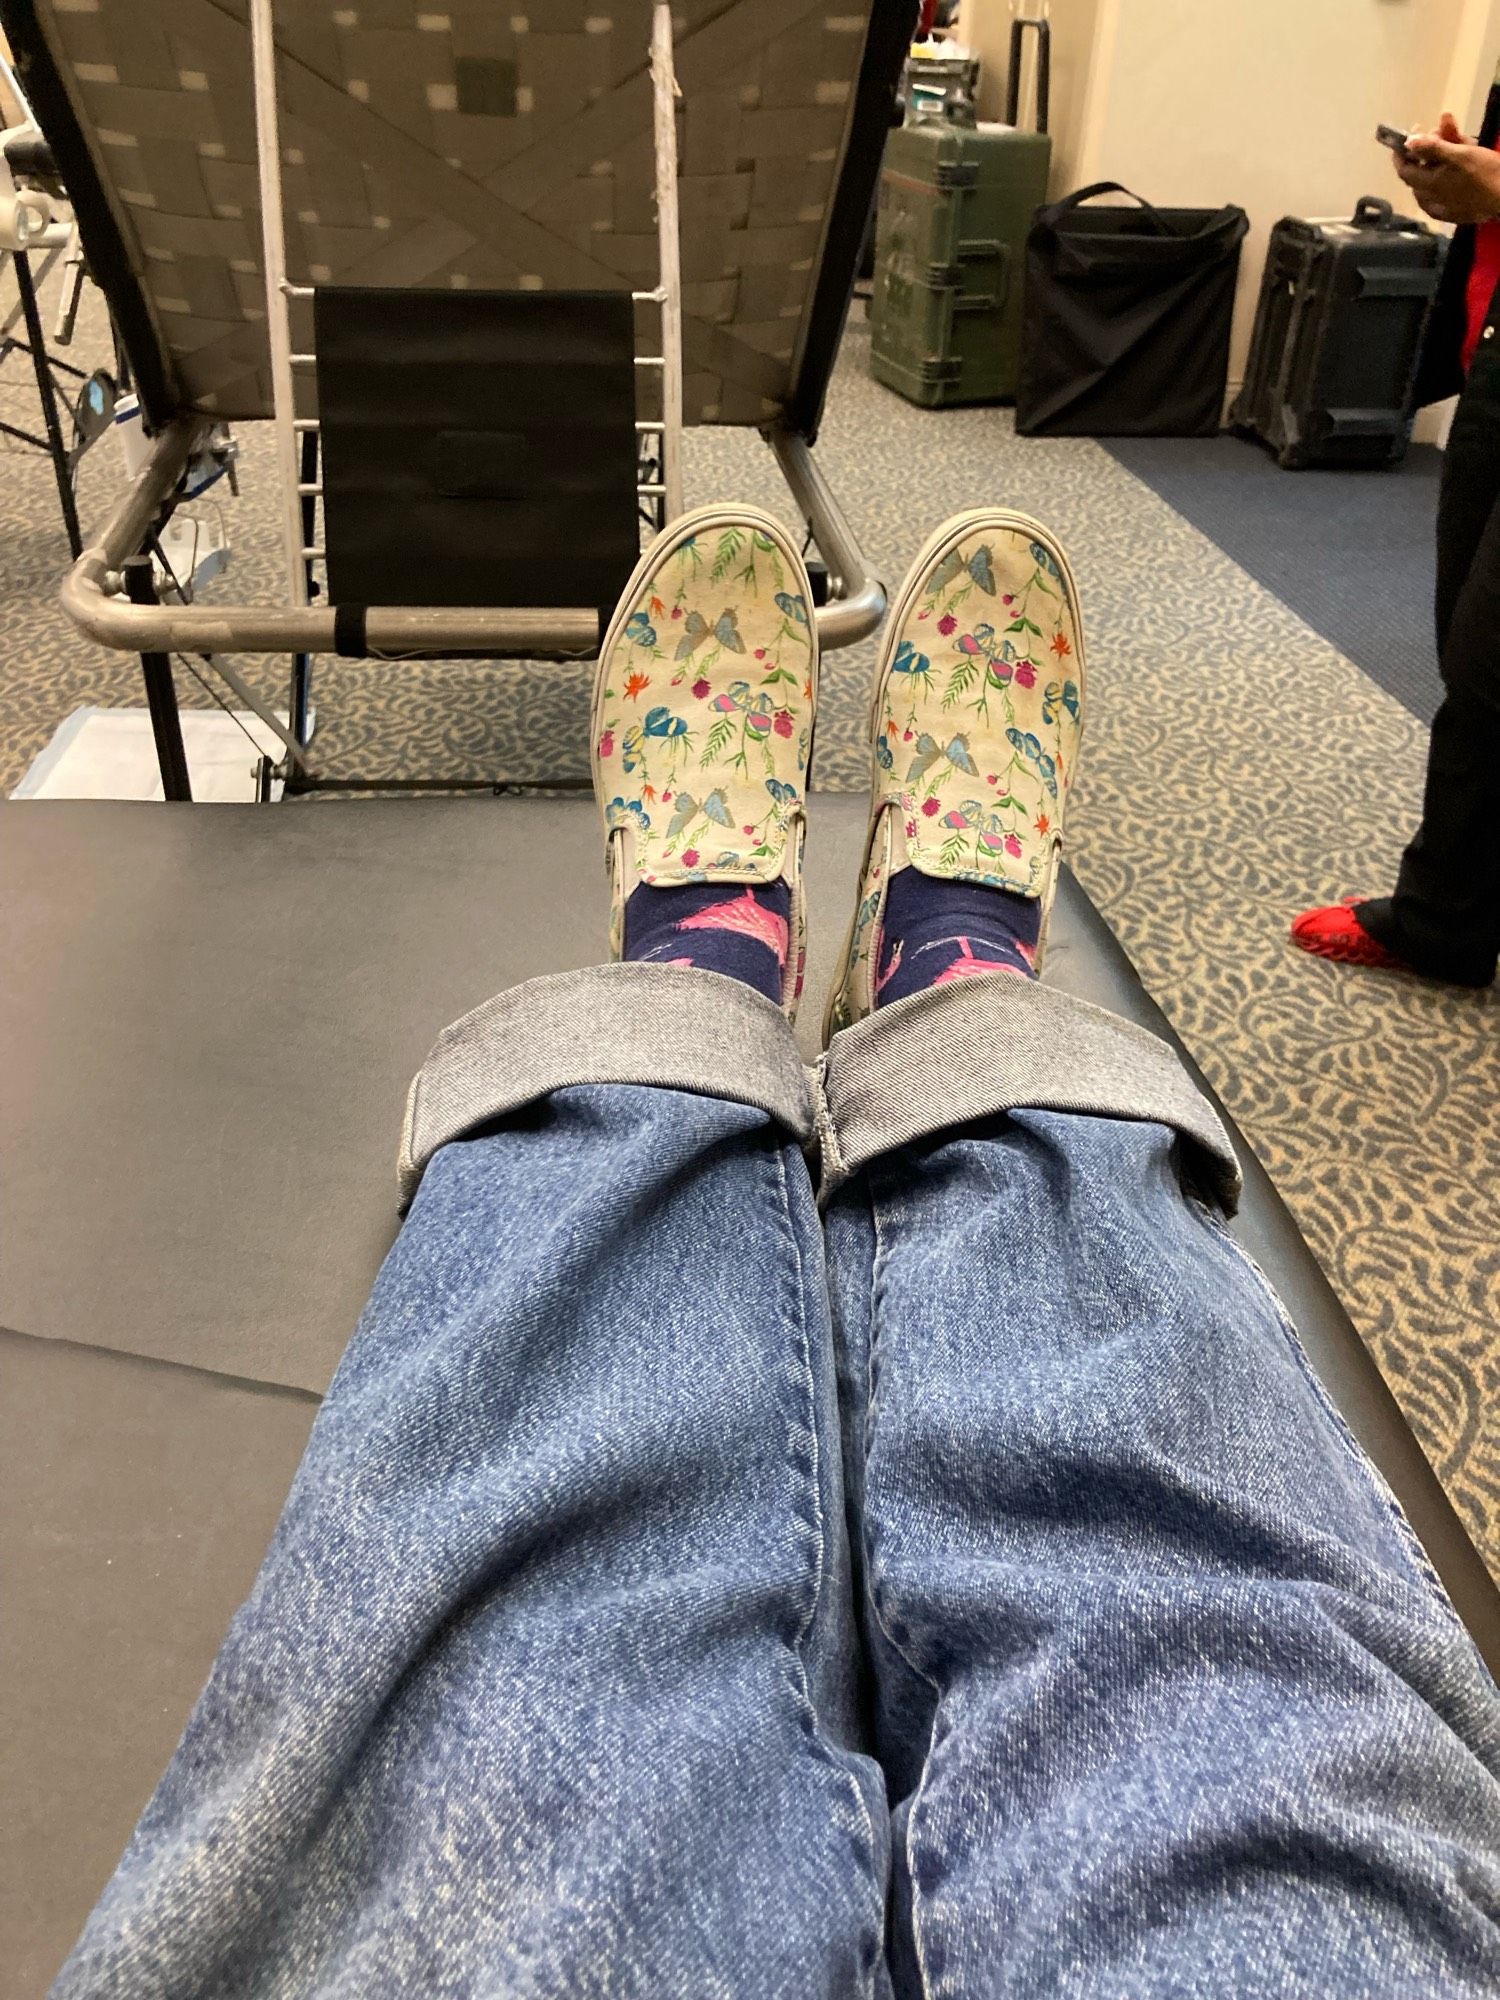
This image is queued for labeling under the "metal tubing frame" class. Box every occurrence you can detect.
[2,243,65,342]
[248,0,309,612]
[248,1,682,595]
[59,417,886,659]
[53,0,885,686]
[284,425,319,779]
[0,415,53,450]
[11,247,83,558]
[650,2,685,523]
[122,555,192,800]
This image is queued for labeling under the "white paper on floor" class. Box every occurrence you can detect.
[12,705,314,803]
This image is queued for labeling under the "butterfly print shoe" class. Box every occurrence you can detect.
[826,509,1086,1035]
[592,506,819,1016]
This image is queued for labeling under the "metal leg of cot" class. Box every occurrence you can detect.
[12,247,83,560]
[282,426,319,793]
[123,554,193,801]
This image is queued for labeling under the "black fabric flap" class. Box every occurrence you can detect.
[1037,206,1249,287]
[434,430,530,501]
[314,286,640,611]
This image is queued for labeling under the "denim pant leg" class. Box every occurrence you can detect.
[53,968,890,2000]
[819,983,1500,2000]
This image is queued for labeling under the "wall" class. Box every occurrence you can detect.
[1439,0,1500,131]
[1,32,24,131]
[957,0,1101,198]
[956,0,1500,434]
[1074,0,1492,405]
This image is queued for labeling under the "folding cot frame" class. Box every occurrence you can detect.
[1,42,120,562]
[3,0,915,798]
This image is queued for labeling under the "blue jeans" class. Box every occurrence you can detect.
[52,973,1500,1998]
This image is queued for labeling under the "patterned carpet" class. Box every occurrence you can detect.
[1104,433,1445,725]
[3,286,1496,1574]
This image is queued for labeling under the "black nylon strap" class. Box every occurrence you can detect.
[334,604,368,658]
[1041,182,1178,236]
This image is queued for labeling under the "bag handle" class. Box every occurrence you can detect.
[1048,182,1248,246]
[1039,181,1186,237]
[1052,180,1141,208]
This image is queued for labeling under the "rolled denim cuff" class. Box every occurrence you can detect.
[816,977,1243,1213]
[400,965,1241,1219]
[398,963,813,1210]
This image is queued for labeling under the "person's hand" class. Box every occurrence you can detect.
[1398,111,1500,224]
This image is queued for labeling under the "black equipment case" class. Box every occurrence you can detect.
[1231,196,1446,469]
[869,17,1053,407]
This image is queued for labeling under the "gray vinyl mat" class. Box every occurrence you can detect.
[2,1323,319,1999]
[1,288,1496,1576]
[1104,433,1445,724]
[7,791,1493,2000]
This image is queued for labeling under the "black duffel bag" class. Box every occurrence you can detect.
[1016,182,1249,437]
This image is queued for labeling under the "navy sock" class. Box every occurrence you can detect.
[875,867,1040,1006]
[624,880,790,1005]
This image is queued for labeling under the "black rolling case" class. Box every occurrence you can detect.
[1230,196,1446,469]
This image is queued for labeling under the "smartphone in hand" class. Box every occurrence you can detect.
[1376,123,1416,161]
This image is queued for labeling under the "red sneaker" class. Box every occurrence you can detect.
[1290,897,1409,971]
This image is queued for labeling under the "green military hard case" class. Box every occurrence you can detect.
[871,119,1053,407]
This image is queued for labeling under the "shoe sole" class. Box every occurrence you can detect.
[825,509,1087,1043]
[1290,922,1495,985]
[1292,932,1390,966]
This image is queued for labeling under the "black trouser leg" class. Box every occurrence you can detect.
[1359,375,1500,985]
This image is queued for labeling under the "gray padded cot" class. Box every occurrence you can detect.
[3,793,1497,1995]
[2,4,1496,1980]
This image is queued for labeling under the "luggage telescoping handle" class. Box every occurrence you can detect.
[1005,14,1051,135]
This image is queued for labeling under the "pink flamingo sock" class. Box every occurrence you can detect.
[624,882,790,1005]
[875,867,1040,1007]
